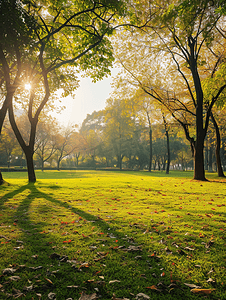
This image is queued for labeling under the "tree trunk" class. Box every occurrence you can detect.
[211,113,225,177]
[165,130,170,174]
[149,127,152,172]
[194,138,206,180]
[57,159,60,171]
[24,149,36,182]
[205,140,209,170]
[208,145,213,172]
[8,99,37,182]
[0,171,4,185]
[162,114,170,174]
[153,159,156,170]
[189,38,207,181]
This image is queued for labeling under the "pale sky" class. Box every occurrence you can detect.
[53,68,119,127]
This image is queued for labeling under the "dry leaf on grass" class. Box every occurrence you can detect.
[184,283,202,289]
[112,293,130,300]
[109,280,121,284]
[79,292,97,300]
[48,292,56,299]
[9,276,21,281]
[135,293,150,299]
[191,288,216,294]
[2,268,17,275]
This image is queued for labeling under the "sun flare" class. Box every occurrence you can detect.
[24,83,32,91]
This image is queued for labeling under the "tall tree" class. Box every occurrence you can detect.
[0,0,36,184]
[113,0,226,180]
[5,0,128,182]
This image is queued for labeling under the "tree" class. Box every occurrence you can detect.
[113,0,226,180]
[0,0,36,183]
[3,0,129,182]
[34,118,58,171]
[53,127,75,170]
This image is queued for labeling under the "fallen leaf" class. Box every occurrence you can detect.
[9,276,21,281]
[2,268,17,275]
[206,278,216,284]
[124,245,142,252]
[109,280,121,284]
[135,293,150,299]
[48,292,56,299]
[29,266,43,270]
[191,288,215,294]
[184,283,202,289]
[44,277,53,284]
[146,285,161,292]
[79,292,97,300]
[23,285,33,292]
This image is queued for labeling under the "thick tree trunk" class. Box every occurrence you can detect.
[149,127,152,172]
[0,171,4,185]
[8,99,37,183]
[194,138,206,180]
[211,113,225,177]
[188,38,207,181]
[24,149,36,182]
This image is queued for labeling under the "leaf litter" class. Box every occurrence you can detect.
[0,173,225,299]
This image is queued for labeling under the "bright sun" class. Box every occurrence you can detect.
[24,83,32,91]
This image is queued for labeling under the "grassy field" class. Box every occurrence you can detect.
[0,170,225,300]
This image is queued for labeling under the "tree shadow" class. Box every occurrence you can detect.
[0,182,224,299]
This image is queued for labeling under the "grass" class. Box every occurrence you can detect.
[0,170,225,300]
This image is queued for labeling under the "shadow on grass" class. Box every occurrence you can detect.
[0,181,224,300]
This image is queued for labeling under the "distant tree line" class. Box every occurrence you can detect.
[1,106,226,173]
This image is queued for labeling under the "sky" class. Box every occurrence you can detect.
[53,68,119,127]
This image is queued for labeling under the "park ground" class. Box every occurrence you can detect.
[0,170,225,300]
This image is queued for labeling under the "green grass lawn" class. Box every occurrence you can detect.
[0,170,225,300]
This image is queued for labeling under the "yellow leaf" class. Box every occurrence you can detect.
[191,289,216,295]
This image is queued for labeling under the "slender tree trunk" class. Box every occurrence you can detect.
[149,127,152,172]
[57,159,60,171]
[165,129,170,174]
[208,145,213,172]
[162,158,166,171]
[211,113,225,177]
[205,139,209,170]
[162,114,170,174]
[24,149,36,182]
